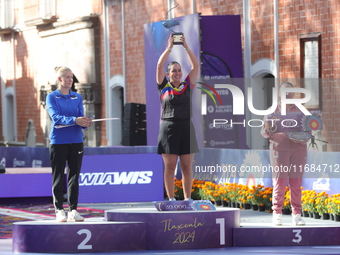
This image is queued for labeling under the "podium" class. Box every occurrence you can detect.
[12,203,340,253]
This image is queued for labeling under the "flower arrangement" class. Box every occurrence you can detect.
[328,194,340,215]
[236,185,247,204]
[224,183,239,203]
[174,178,340,219]
[254,185,273,207]
[282,187,292,210]
[174,178,183,199]
[236,184,255,205]
[211,185,225,202]
[218,185,230,203]
[314,191,329,215]
[191,179,205,200]
[174,178,204,200]
[245,185,257,205]
[197,181,217,201]
[301,190,317,213]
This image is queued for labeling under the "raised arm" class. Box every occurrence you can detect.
[156,35,174,85]
[182,35,199,86]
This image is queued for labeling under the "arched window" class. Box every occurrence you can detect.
[108,75,124,146]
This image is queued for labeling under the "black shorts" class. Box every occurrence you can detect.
[157,119,199,155]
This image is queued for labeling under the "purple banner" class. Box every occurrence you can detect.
[144,13,202,146]
[78,154,164,203]
[200,15,247,148]
[0,147,50,168]
[0,172,51,198]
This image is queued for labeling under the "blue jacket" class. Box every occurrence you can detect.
[46,89,85,144]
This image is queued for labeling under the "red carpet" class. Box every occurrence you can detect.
[0,203,104,239]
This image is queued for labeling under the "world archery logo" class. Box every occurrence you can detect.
[197,82,223,108]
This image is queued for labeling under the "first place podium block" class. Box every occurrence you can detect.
[105,206,240,250]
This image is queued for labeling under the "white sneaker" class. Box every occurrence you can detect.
[184,198,193,201]
[168,198,176,201]
[56,209,67,222]
[272,213,282,226]
[292,214,305,226]
[68,210,84,222]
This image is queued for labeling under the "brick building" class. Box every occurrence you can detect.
[0,0,339,151]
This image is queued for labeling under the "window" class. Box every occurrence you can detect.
[40,0,56,19]
[0,0,14,28]
[300,32,322,110]
[24,0,57,27]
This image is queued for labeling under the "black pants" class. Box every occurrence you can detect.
[50,143,84,212]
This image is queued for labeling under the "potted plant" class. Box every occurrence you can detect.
[315,191,329,220]
[329,194,340,221]
[255,185,273,211]
[282,187,292,214]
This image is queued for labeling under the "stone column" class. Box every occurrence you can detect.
[40,82,57,146]
[75,83,97,147]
